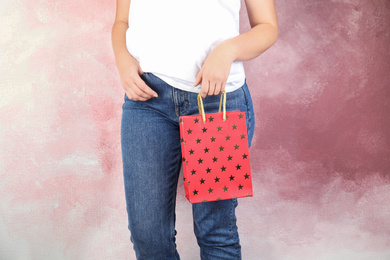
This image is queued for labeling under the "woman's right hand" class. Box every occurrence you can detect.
[116,52,158,101]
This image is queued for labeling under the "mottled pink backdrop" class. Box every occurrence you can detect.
[1,0,389,259]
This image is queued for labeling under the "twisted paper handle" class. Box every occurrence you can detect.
[197,91,227,123]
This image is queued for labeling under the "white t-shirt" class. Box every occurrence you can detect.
[126,0,246,93]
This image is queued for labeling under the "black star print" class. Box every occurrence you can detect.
[208,116,214,122]
[204,147,209,153]
[229,175,235,181]
[238,113,244,119]
[221,166,227,172]
[193,190,198,195]
[219,146,224,152]
[183,177,186,181]
[246,194,252,197]
[206,167,212,173]
[214,177,220,183]
[240,134,246,139]
[182,157,187,162]
[225,135,231,141]
[242,153,248,159]
[208,188,214,193]
[244,173,250,179]
[200,178,205,184]
[232,195,237,199]
[202,127,207,133]
[234,144,239,150]
[212,157,218,162]
[189,149,195,155]
[217,197,222,201]
[227,155,233,161]
[191,169,196,175]
[217,126,223,131]
[187,129,192,134]
[238,184,243,190]
[196,138,201,144]
[210,136,216,142]
[194,118,199,124]
[197,158,203,164]
[232,124,237,130]
[179,118,184,123]
[223,186,228,192]
[202,199,208,202]
[235,164,241,170]
[181,138,185,143]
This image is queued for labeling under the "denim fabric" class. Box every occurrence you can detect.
[121,72,255,260]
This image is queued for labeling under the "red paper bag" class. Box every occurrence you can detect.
[179,92,253,203]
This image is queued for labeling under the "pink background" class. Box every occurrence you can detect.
[1,0,389,259]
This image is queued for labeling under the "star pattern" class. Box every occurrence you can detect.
[179,110,252,203]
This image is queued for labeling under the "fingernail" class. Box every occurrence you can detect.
[154,93,158,98]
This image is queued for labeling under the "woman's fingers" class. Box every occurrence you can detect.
[134,75,158,98]
[207,81,216,96]
[124,73,158,101]
[200,80,210,99]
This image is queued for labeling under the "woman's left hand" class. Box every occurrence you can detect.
[194,41,235,99]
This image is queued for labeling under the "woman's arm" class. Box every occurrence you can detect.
[112,0,158,101]
[195,0,278,98]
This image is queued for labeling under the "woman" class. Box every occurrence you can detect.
[111,0,278,259]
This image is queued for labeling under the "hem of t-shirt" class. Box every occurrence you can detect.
[149,72,246,94]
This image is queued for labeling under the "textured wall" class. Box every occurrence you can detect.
[0,0,389,259]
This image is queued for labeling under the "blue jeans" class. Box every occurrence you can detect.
[121,72,255,259]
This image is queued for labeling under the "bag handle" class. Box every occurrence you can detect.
[197,90,227,123]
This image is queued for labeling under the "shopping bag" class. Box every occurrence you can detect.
[179,91,253,203]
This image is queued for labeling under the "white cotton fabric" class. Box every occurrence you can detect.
[126,0,246,93]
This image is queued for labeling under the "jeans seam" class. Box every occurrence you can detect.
[241,86,252,139]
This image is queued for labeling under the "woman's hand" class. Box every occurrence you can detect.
[116,52,158,101]
[194,42,235,99]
